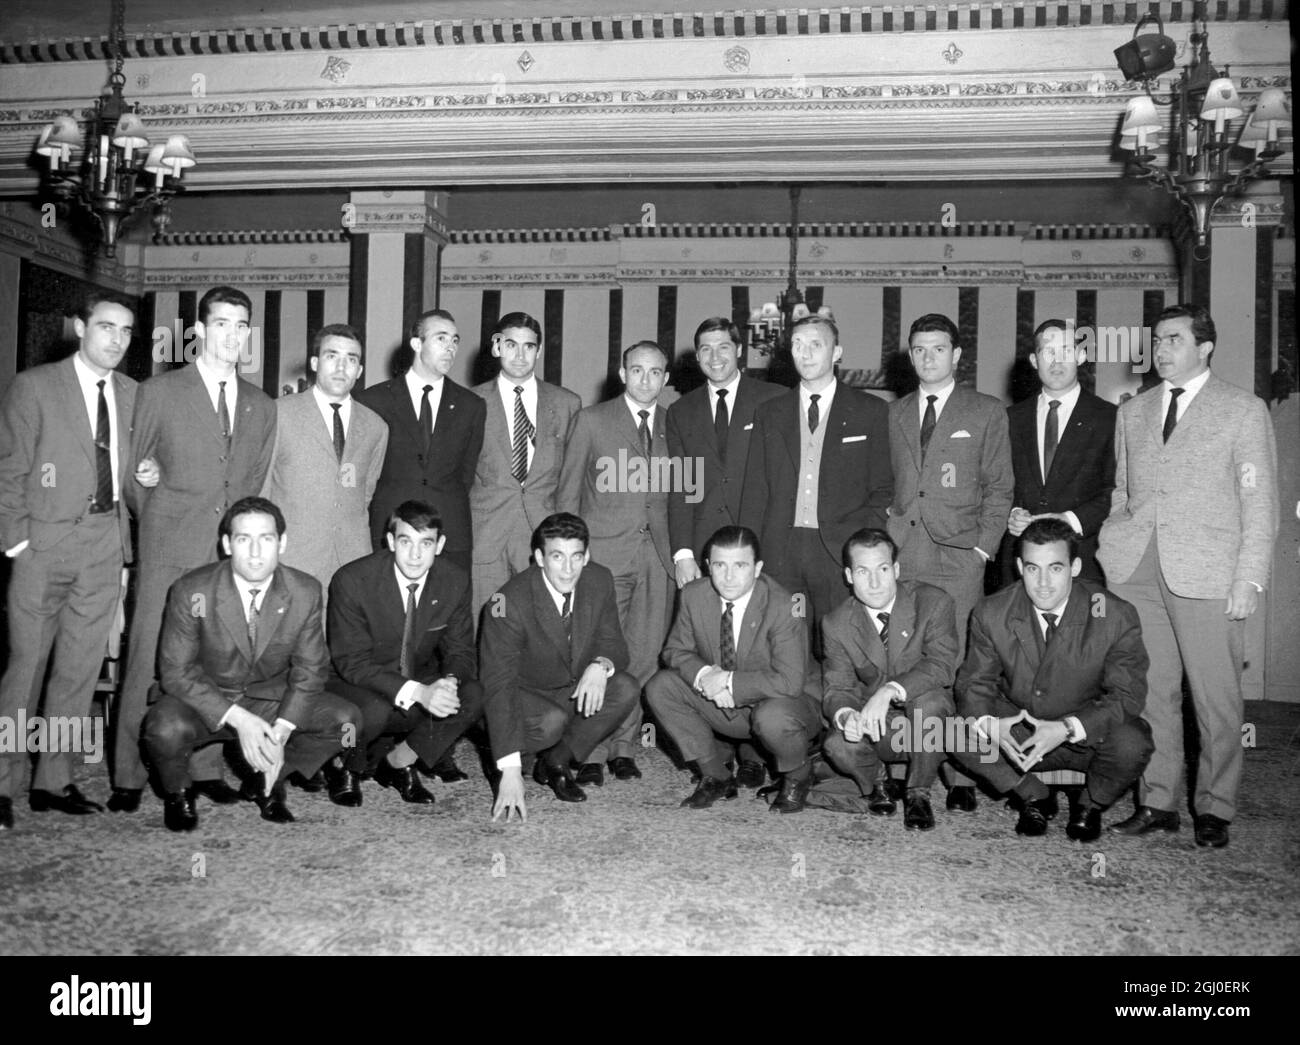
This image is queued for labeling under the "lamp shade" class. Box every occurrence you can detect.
[1200,78,1244,132]
[1253,88,1291,128]
[1236,114,1268,154]
[37,114,81,156]
[1121,95,1161,134]
[112,113,149,152]
[160,135,196,177]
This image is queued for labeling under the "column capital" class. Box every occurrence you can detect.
[345,190,450,243]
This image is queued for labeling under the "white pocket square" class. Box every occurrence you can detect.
[951,430,972,438]
[841,435,867,443]
[743,423,754,431]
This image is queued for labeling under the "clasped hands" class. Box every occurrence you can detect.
[225,704,293,795]
[695,666,734,709]
[838,685,896,743]
[978,709,1069,772]
[413,676,460,718]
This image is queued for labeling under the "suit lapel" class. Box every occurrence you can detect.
[859,602,888,673]
[57,358,98,473]
[895,391,922,471]
[392,375,426,448]
[252,570,289,663]
[777,392,800,467]
[888,585,917,675]
[1010,590,1042,677]
[734,580,766,664]
[1031,589,1082,689]
[1044,393,1092,486]
[433,379,460,442]
[484,383,513,468]
[217,566,253,662]
[531,568,572,662]
[1010,400,1042,495]
[182,365,227,446]
[929,385,967,451]
[616,399,647,458]
[112,372,135,488]
[1145,385,1167,447]
[527,383,552,479]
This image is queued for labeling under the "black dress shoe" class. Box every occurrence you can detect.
[609,756,641,781]
[681,775,738,810]
[428,752,469,783]
[574,762,605,787]
[1108,805,1180,836]
[374,761,435,804]
[0,796,12,830]
[904,792,936,830]
[886,778,907,802]
[322,761,363,808]
[1066,805,1103,842]
[106,787,142,813]
[1014,795,1055,836]
[254,786,295,824]
[289,769,326,793]
[946,785,977,812]
[1194,814,1230,849]
[735,760,766,789]
[867,784,897,816]
[190,779,242,805]
[769,772,812,814]
[162,791,198,832]
[533,759,586,803]
[29,785,102,815]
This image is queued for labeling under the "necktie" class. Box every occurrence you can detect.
[637,409,651,458]
[876,610,890,656]
[560,591,573,647]
[330,402,345,463]
[1043,399,1060,481]
[807,393,820,434]
[399,582,418,676]
[719,601,737,671]
[217,380,231,441]
[247,588,261,649]
[920,394,937,460]
[714,388,730,461]
[418,384,434,454]
[512,385,534,484]
[1043,612,1059,645]
[93,379,113,512]
[1162,387,1184,444]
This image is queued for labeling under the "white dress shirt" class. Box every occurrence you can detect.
[691,585,755,692]
[219,573,294,735]
[72,352,120,501]
[404,369,444,437]
[1161,367,1211,423]
[624,394,656,436]
[916,377,956,427]
[195,355,238,425]
[392,564,430,711]
[832,596,905,729]
[499,374,539,472]
[312,384,352,437]
[708,372,742,421]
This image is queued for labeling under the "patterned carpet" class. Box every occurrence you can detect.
[1,701,1297,956]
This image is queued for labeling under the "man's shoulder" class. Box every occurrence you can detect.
[973,582,1021,622]
[276,563,323,599]
[1076,389,1117,419]
[753,572,794,612]
[235,374,274,405]
[1204,375,1268,416]
[354,376,399,409]
[822,592,861,632]
[332,549,388,587]
[741,376,787,405]
[752,387,796,420]
[901,578,955,614]
[951,384,1007,417]
[578,560,616,593]
[430,556,471,596]
[174,559,227,595]
[1006,394,1036,423]
[539,380,581,409]
[1072,579,1137,626]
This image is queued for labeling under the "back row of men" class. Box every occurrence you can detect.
[0,288,1278,849]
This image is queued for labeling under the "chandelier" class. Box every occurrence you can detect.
[1115,9,1291,252]
[33,0,197,257]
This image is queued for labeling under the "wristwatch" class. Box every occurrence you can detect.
[591,656,615,677]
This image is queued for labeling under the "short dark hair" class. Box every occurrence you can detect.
[310,323,363,358]
[908,313,960,347]
[622,340,668,369]
[198,285,252,326]
[78,291,135,323]
[842,527,897,569]
[704,525,761,563]
[495,312,541,340]
[531,512,589,554]
[790,313,839,346]
[386,500,443,538]
[1032,318,1073,344]
[1017,517,1079,562]
[219,496,285,540]
[410,308,456,340]
[693,316,741,349]
[1157,304,1216,346]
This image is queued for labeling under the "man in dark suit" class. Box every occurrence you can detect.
[356,308,486,572]
[114,285,277,813]
[0,292,138,830]
[1003,319,1116,583]
[555,341,674,784]
[646,525,819,813]
[822,528,959,830]
[141,497,362,831]
[952,518,1153,841]
[325,500,484,807]
[480,513,640,822]
[740,314,893,643]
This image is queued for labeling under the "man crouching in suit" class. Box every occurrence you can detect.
[482,513,641,821]
[951,518,1153,841]
[142,497,361,831]
[324,500,484,807]
[646,525,819,813]
[822,529,959,831]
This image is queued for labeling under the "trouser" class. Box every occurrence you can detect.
[767,528,844,657]
[328,678,485,774]
[471,516,535,630]
[516,671,641,762]
[822,688,954,794]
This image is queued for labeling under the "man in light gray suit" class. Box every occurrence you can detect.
[261,323,388,614]
[1101,304,1278,849]
[470,312,580,624]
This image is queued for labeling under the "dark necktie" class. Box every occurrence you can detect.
[719,601,737,671]
[714,388,730,462]
[247,588,261,649]
[807,393,820,434]
[93,379,113,512]
[1043,612,1059,645]
[418,384,434,455]
[399,582,418,676]
[330,402,345,463]
[876,610,890,657]
[1043,399,1060,481]
[920,394,938,460]
[637,409,651,459]
[512,385,534,484]
[1162,387,1184,444]
[561,591,573,647]
[218,380,231,441]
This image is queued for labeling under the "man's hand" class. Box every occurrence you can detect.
[134,456,160,488]
[572,663,607,717]
[978,709,1028,771]
[674,558,701,589]
[696,666,734,708]
[840,709,865,743]
[419,676,461,718]
[1017,712,1069,771]
[859,686,895,743]
[226,705,283,776]
[1225,580,1259,621]
[492,766,527,822]
[1007,506,1033,537]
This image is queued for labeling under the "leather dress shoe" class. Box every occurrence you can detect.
[374,761,435,804]
[945,785,977,812]
[609,756,641,781]
[533,759,586,802]
[681,775,738,810]
[735,760,766,789]
[428,752,469,783]
[290,769,326,793]
[29,785,102,815]
[867,784,897,816]
[574,762,605,787]
[322,760,363,808]
[768,772,812,814]
[106,787,142,813]
[0,796,12,830]
[886,778,907,802]
[190,779,242,805]
[1014,795,1055,836]
[1066,805,1103,842]
[253,784,295,824]
[162,791,198,832]
[904,791,936,830]
[1108,806,1180,836]
[1194,814,1230,849]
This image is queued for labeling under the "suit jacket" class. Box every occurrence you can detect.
[1098,375,1278,598]
[157,561,329,731]
[665,375,785,561]
[821,580,958,722]
[1006,389,1116,577]
[261,391,388,587]
[469,378,581,563]
[956,580,1148,746]
[887,385,1013,556]
[327,549,476,700]
[740,381,893,568]
[479,562,630,760]
[555,397,672,575]
[661,573,807,707]
[0,355,136,561]
[355,374,486,557]
[127,365,276,567]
